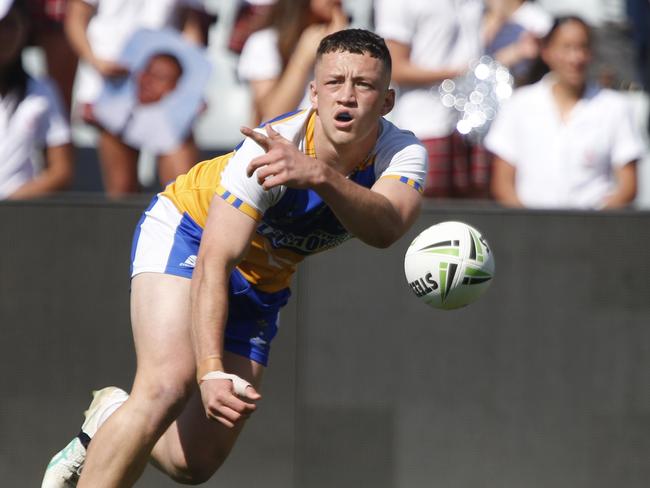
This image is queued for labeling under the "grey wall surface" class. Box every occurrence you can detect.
[1,199,648,487]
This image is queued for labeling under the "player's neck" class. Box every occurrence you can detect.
[313,119,380,175]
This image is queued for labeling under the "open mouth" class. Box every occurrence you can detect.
[334,111,353,123]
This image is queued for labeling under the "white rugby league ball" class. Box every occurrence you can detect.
[404,221,495,310]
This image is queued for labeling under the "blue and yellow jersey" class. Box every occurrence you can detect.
[161,109,427,292]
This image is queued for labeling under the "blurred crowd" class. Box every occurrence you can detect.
[1,0,649,209]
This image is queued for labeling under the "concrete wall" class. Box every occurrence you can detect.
[1,199,648,487]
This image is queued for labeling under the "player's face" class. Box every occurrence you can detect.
[0,8,28,67]
[311,51,394,148]
[136,56,182,105]
[542,21,592,89]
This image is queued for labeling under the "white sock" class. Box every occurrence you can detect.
[97,397,128,428]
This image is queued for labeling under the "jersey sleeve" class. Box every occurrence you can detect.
[217,132,284,220]
[374,133,428,194]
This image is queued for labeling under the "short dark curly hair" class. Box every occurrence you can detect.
[316,29,392,78]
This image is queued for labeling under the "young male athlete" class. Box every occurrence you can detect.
[42,28,427,487]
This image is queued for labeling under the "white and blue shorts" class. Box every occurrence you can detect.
[130,196,290,366]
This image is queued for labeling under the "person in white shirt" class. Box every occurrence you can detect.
[375,0,491,199]
[0,0,73,200]
[237,0,347,126]
[64,0,206,196]
[486,16,644,209]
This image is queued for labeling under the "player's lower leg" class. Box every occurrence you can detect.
[76,379,193,488]
[41,387,128,488]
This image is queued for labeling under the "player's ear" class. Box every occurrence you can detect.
[309,80,318,109]
[380,88,395,116]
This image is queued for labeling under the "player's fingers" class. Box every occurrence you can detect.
[214,416,235,428]
[261,174,284,191]
[255,162,285,185]
[241,126,270,152]
[207,409,235,428]
[243,385,261,401]
[247,153,275,177]
[218,393,258,414]
[265,124,284,140]
[212,403,251,426]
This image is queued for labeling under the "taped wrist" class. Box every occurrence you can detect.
[196,355,224,383]
[200,371,252,396]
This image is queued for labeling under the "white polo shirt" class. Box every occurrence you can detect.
[375,0,483,139]
[485,76,645,209]
[0,77,71,199]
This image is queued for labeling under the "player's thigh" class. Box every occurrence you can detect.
[130,272,195,409]
[155,351,265,477]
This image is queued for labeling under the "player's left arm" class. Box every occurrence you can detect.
[602,161,637,209]
[242,125,422,248]
[315,172,421,248]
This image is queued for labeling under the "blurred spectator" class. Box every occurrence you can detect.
[538,0,637,89]
[87,51,197,193]
[228,0,275,55]
[64,0,207,196]
[26,0,77,114]
[87,29,211,193]
[375,0,490,199]
[482,0,552,85]
[486,16,644,209]
[237,0,347,125]
[0,0,74,200]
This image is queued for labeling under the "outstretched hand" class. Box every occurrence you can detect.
[199,376,261,428]
[241,125,326,190]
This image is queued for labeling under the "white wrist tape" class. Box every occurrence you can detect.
[201,371,252,396]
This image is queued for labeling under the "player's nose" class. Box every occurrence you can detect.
[336,80,356,104]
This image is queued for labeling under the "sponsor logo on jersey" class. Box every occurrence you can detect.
[257,225,351,255]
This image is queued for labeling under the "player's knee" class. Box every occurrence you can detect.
[168,450,228,485]
[133,380,191,421]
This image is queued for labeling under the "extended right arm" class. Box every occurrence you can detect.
[192,194,260,427]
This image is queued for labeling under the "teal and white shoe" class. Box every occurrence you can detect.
[41,387,128,487]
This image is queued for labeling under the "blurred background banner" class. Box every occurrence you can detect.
[93,28,212,154]
[2,198,648,487]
